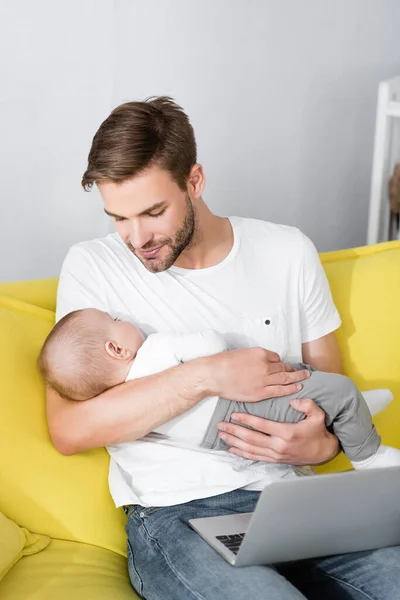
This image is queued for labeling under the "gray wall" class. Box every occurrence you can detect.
[0,0,113,282]
[1,0,400,281]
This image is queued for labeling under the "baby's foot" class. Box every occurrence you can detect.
[352,445,400,470]
[361,389,393,417]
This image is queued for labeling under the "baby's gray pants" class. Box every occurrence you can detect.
[201,364,381,461]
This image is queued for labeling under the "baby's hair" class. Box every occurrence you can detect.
[37,309,117,401]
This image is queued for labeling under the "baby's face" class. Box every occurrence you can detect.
[85,308,144,356]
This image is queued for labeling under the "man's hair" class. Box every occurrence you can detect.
[82,96,197,191]
[37,310,116,401]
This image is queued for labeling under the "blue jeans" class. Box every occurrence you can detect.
[125,489,400,599]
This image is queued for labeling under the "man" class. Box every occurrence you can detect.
[48,96,400,599]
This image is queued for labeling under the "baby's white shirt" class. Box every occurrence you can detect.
[126,330,228,445]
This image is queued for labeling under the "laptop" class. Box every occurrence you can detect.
[189,467,400,567]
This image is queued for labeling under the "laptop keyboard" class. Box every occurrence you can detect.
[216,533,245,555]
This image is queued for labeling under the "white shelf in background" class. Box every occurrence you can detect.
[367,76,400,245]
[386,101,400,118]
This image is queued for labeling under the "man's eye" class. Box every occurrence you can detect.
[114,217,126,223]
[149,210,165,218]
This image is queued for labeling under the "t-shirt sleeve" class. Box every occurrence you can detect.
[299,233,341,344]
[56,245,108,322]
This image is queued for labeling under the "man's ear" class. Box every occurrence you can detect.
[187,164,205,200]
[105,340,132,360]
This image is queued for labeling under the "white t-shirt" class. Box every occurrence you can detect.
[127,330,227,444]
[56,216,341,507]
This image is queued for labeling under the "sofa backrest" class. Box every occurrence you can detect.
[0,295,127,556]
[0,241,399,550]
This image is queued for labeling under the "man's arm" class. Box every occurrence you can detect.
[47,346,310,455]
[302,332,344,374]
[47,360,206,455]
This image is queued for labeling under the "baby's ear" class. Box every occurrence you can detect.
[104,340,132,360]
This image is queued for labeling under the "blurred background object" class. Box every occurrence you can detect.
[367,76,400,244]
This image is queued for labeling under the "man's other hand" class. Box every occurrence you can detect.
[217,398,339,466]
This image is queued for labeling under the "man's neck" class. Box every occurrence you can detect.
[173,202,234,270]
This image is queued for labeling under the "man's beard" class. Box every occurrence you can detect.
[126,195,196,273]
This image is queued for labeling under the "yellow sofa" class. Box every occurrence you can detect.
[0,241,399,598]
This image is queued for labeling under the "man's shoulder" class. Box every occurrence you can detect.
[62,232,133,271]
[56,233,137,322]
[67,232,124,257]
[231,216,306,250]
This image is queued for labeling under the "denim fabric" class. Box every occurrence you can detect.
[125,488,400,600]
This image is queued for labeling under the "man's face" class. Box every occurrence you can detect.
[98,167,197,273]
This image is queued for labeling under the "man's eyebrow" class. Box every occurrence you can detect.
[104,208,124,219]
[104,202,166,219]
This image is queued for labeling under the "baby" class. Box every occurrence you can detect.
[38,308,400,471]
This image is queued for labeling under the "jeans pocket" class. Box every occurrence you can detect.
[126,539,143,596]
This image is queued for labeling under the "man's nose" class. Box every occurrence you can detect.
[128,221,152,249]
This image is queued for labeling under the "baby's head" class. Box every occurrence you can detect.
[38,308,144,401]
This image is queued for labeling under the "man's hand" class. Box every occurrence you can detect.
[217,398,339,466]
[204,347,311,402]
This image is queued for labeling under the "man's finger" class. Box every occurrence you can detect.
[264,370,310,387]
[260,434,292,456]
[265,361,293,376]
[290,397,325,418]
[218,423,272,447]
[219,430,283,460]
[262,382,305,399]
[223,413,298,439]
[264,350,281,363]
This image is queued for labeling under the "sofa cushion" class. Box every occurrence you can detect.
[317,240,400,473]
[0,511,50,582]
[0,295,127,555]
[0,539,137,600]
